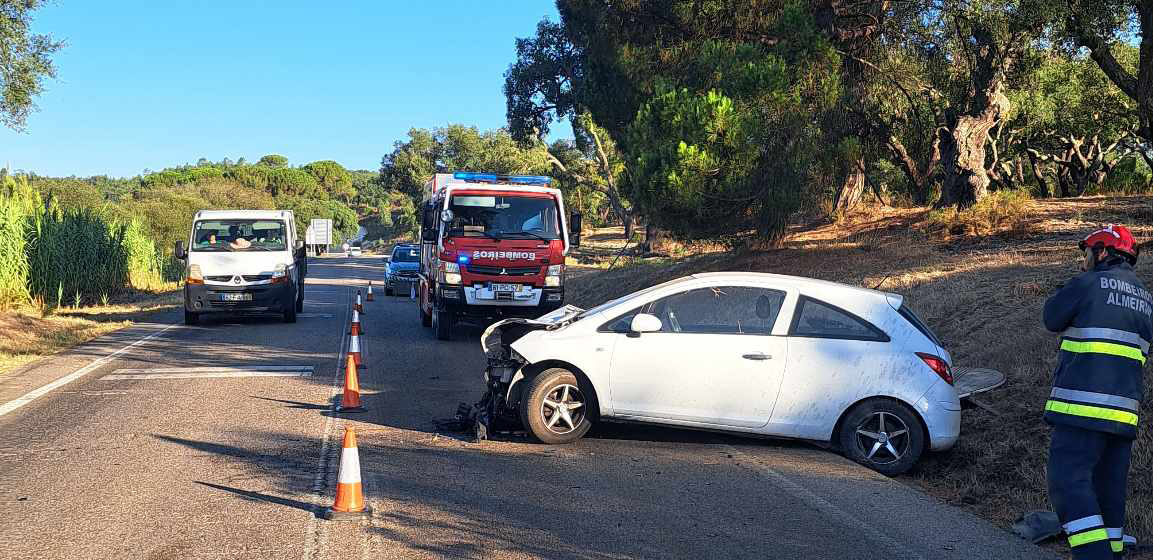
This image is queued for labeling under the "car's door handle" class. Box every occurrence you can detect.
[742,352,772,361]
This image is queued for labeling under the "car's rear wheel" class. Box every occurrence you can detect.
[519,368,592,444]
[385,284,394,296]
[838,399,925,476]
[184,310,199,326]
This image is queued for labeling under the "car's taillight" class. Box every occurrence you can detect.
[916,352,953,385]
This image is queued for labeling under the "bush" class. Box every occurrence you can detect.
[926,190,1033,237]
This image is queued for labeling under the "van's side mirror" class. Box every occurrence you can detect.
[174,241,187,260]
[629,313,662,334]
[569,212,583,248]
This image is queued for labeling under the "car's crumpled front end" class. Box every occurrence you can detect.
[456,305,584,439]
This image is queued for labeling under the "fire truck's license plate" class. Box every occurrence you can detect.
[490,283,519,293]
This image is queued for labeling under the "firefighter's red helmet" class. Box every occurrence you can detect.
[1079,225,1139,263]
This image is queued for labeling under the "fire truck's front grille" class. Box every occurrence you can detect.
[466,265,540,276]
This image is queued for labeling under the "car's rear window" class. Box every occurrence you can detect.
[899,304,944,347]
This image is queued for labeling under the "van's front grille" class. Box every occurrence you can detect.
[205,275,233,282]
[242,275,272,282]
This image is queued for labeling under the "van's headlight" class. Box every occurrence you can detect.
[442,261,461,285]
[187,264,204,285]
[271,264,287,283]
[545,264,564,287]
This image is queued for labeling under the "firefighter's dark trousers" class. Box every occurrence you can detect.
[1048,424,1133,559]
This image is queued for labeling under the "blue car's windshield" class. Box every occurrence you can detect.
[392,247,419,262]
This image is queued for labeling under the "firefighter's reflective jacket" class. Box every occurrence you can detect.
[1043,259,1152,439]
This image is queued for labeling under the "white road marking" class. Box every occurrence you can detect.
[301,284,351,560]
[298,313,335,318]
[723,445,924,559]
[0,323,179,418]
[100,366,314,380]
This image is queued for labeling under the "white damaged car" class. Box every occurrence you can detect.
[472,272,961,475]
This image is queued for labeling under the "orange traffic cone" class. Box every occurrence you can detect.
[366,282,375,302]
[348,334,363,368]
[355,290,364,314]
[321,426,372,520]
[336,354,366,413]
[348,310,363,336]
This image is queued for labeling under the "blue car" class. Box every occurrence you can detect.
[385,244,420,296]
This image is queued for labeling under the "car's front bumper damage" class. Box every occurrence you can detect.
[455,305,584,440]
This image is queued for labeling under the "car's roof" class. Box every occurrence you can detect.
[195,210,294,220]
[687,271,899,304]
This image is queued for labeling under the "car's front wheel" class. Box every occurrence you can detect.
[519,368,593,444]
[838,399,925,476]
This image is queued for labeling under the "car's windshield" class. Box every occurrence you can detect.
[576,276,695,320]
[392,247,419,262]
[192,219,287,252]
[446,195,559,240]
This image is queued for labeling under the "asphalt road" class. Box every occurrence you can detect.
[0,256,1059,560]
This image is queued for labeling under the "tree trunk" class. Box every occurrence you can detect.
[940,114,999,207]
[938,24,1013,208]
[832,156,866,217]
[1025,147,1051,197]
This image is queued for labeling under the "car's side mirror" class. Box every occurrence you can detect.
[569,212,583,248]
[174,240,187,260]
[630,313,663,334]
[294,239,304,251]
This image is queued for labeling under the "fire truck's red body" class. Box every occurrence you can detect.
[417,172,580,340]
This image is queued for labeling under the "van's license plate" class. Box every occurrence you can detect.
[490,283,519,293]
[218,293,252,302]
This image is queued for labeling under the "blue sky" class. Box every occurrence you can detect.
[0,1,560,177]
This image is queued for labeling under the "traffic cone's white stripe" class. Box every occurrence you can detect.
[352,310,360,323]
[338,448,362,484]
[349,336,360,353]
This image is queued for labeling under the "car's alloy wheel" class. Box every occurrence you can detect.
[540,384,586,435]
[838,399,925,476]
[852,411,910,466]
[520,368,593,444]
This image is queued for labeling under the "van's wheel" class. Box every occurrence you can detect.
[519,368,592,444]
[433,308,453,340]
[283,297,298,323]
[838,399,925,476]
[184,310,199,326]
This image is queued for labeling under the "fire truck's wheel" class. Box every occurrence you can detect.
[419,301,432,327]
[433,308,453,340]
[519,368,592,444]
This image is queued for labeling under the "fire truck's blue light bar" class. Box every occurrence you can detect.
[453,172,551,185]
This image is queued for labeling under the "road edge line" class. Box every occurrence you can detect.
[723,444,925,560]
[0,322,179,418]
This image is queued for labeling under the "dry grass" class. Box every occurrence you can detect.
[0,290,179,376]
[568,195,1153,550]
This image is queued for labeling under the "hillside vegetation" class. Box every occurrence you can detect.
[566,195,1153,545]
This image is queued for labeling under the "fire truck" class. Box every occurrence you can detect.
[417,172,582,340]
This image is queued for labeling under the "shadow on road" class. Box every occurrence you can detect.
[194,481,318,515]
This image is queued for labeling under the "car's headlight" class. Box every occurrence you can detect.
[545,264,564,287]
[271,264,287,283]
[187,264,203,284]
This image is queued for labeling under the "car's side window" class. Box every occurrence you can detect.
[789,297,889,341]
[599,305,647,333]
[646,286,785,335]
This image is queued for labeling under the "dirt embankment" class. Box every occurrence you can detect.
[567,196,1153,551]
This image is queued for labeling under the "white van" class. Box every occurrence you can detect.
[174,210,307,325]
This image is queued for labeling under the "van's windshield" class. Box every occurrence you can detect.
[192,220,288,252]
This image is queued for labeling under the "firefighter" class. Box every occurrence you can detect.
[1044,225,1150,559]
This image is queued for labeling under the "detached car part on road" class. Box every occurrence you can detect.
[468,272,961,475]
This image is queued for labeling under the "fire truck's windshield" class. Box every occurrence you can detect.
[447,195,560,240]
